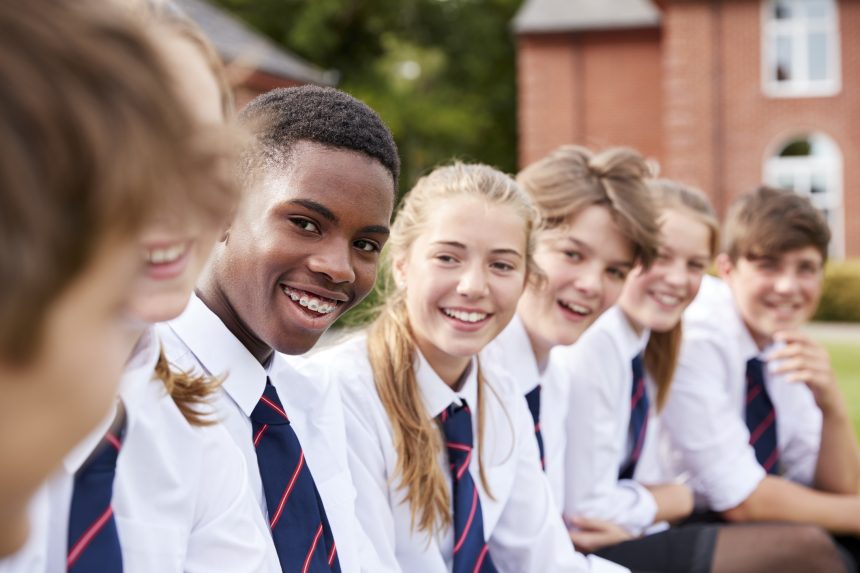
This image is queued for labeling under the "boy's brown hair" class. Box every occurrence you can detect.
[0,0,236,363]
[516,145,660,268]
[722,185,831,263]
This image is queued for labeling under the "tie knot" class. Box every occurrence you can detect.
[747,357,766,382]
[251,380,291,426]
[439,401,473,463]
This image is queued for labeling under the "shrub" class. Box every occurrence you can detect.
[814,259,860,322]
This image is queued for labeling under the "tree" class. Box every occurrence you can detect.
[214,0,524,195]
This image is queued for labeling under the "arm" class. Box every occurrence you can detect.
[722,475,860,535]
[770,330,860,494]
[559,340,659,535]
[490,394,629,573]
[643,483,693,524]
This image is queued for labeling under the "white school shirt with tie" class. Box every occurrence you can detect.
[157,294,371,573]
[42,326,276,573]
[310,335,629,573]
[660,275,822,512]
[549,306,661,536]
[480,314,571,511]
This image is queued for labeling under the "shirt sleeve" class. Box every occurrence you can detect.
[773,376,822,486]
[488,395,630,573]
[339,375,403,573]
[185,427,281,573]
[560,340,658,536]
[661,333,766,512]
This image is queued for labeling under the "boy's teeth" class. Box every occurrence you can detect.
[145,243,185,264]
[443,308,487,323]
[561,301,589,315]
[655,293,681,306]
[282,287,337,315]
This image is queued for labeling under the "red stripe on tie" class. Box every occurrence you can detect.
[301,523,324,573]
[454,488,479,554]
[749,411,776,446]
[456,449,472,480]
[473,544,490,573]
[253,424,269,447]
[328,542,337,566]
[104,432,121,451]
[447,442,472,453]
[747,385,762,404]
[534,422,541,433]
[630,380,645,409]
[762,448,780,472]
[260,396,289,420]
[269,452,304,528]
[66,506,114,568]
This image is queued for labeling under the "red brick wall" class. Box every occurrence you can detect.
[517,29,662,169]
[517,0,860,256]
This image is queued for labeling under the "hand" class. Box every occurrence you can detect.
[565,515,633,553]
[769,331,843,414]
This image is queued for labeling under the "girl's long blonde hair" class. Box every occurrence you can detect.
[367,163,537,535]
[643,179,719,411]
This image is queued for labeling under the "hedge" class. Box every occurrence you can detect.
[814,259,860,323]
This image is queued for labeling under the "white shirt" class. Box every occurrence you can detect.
[480,315,570,510]
[44,326,276,573]
[310,335,629,573]
[660,276,823,511]
[158,295,369,573]
[0,486,49,573]
[550,306,660,536]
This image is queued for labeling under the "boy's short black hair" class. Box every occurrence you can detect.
[238,85,399,191]
[722,185,831,262]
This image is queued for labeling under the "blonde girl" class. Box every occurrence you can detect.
[309,163,625,572]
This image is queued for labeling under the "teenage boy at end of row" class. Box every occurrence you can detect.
[661,186,860,568]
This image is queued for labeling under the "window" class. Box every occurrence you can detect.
[764,133,843,258]
[762,0,840,97]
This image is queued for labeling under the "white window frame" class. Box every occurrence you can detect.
[764,133,844,259]
[761,0,841,98]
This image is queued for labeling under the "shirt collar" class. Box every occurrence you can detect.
[496,314,541,389]
[166,294,267,416]
[416,349,479,419]
[62,402,118,474]
[611,305,650,360]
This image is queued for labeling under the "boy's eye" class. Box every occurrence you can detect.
[436,254,457,263]
[564,251,583,262]
[290,217,319,233]
[607,267,627,280]
[491,261,515,272]
[688,260,706,271]
[354,239,380,253]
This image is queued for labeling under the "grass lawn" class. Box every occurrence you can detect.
[827,341,860,437]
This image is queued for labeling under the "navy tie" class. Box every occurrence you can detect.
[251,380,341,573]
[746,358,780,474]
[619,353,649,480]
[524,385,546,470]
[67,408,126,572]
[439,401,497,573]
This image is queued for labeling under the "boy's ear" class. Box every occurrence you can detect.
[715,253,733,280]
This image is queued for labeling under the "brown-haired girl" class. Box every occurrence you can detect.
[308,163,623,572]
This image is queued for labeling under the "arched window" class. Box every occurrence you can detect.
[762,0,840,97]
[764,133,843,258]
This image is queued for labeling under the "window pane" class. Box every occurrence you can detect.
[808,32,829,81]
[780,138,812,157]
[811,173,828,195]
[776,36,793,81]
[773,0,794,20]
[805,0,830,20]
[777,174,796,190]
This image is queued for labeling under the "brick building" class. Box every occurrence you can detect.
[514,0,859,258]
[176,0,334,108]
